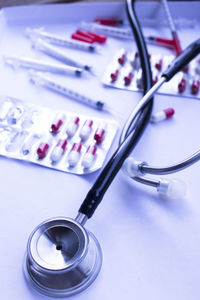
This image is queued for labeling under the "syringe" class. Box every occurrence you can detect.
[32,38,92,72]
[80,22,133,40]
[4,55,83,76]
[26,27,100,53]
[29,71,111,112]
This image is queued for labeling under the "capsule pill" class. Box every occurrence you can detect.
[124,72,133,85]
[110,69,119,82]
[68,142,82,167]
[118,53,126,65]
[191,79,200,95]
[82,145,97,168]
[178,77,186,93]
[94,127,105,144]
[51,115,66,134]
[150,108,175,123]
[79,119,93,141]
[66,116,80,137]
[37,142,50,159]
[51,139,67,163]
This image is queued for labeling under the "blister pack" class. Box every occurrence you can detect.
[0,97,118,174]
[102,48,200,99]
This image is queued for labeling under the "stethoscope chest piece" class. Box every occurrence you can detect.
[24,217,102,297]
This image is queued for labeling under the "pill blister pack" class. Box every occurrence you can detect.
[0,97,117,174]
[102,48,200,99]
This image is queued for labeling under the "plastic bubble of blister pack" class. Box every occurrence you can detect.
[102,48,200,99]
[0,96,118,174]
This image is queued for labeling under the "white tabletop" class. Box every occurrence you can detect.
[1,1,200,300]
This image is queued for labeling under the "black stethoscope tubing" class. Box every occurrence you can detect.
[79,0,154,219]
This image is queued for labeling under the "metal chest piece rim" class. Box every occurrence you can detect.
[23,217,102,297]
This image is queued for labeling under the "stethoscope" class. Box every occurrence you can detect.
[23,0,200,297]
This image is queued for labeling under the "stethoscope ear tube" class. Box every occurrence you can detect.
[162,38,200,81]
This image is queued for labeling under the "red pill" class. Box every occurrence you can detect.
[79,119,93,141]
[155,59,162,71]
[68,143,82,167]
[37,142,50,159]
[178,78,186,93]
[82,145,97,168]
[111,69,119,82]
[66,116,80,137]
[124,72,133,85]
[51,115,66,134]
[151,108,175,123]
[118,53,126,65]
[94,127,105,144]
[50,139,67,163]
[191,79,200,95]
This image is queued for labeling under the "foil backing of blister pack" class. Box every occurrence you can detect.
[102,48,200,99]
[0,96,118,174]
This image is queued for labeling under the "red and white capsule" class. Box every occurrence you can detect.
[178,73,187,93]
[136,69,143,89]
[68,143,82,167]
[110,69,119,82]
[82,145,97,169]
[94,126,105,144]
[155,58,162,71]
[150,108,175,123]
[79,119,93,141]
[37,140,50,159]
[50,139,67,163]
[191,78,200,95]
[130,52,140,70]
[124,71,133,86]
[50,114,66,134]
[118,53,126,66]
[66,116,80,137]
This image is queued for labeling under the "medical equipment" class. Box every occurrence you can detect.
[0,96,117,174]
[150,107,175,123]
[4,55,83,76]
[29,71,112,112]
[23,0,200,297]
[103,48,200,98]
[161,0,182,56]
[81,21,133,40]
[146,0,182,55]
[71,31,95,44]
[24,39,200,296]
[32,38,92,71]
[26,27,100,52]
[94,17,196,28]
[72,29,107,44]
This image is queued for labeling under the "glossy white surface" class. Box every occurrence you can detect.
[0,1,200,300]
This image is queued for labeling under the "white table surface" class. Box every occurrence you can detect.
[1,1,200,299]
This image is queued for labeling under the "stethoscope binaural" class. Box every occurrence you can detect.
[23,0,200,297]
